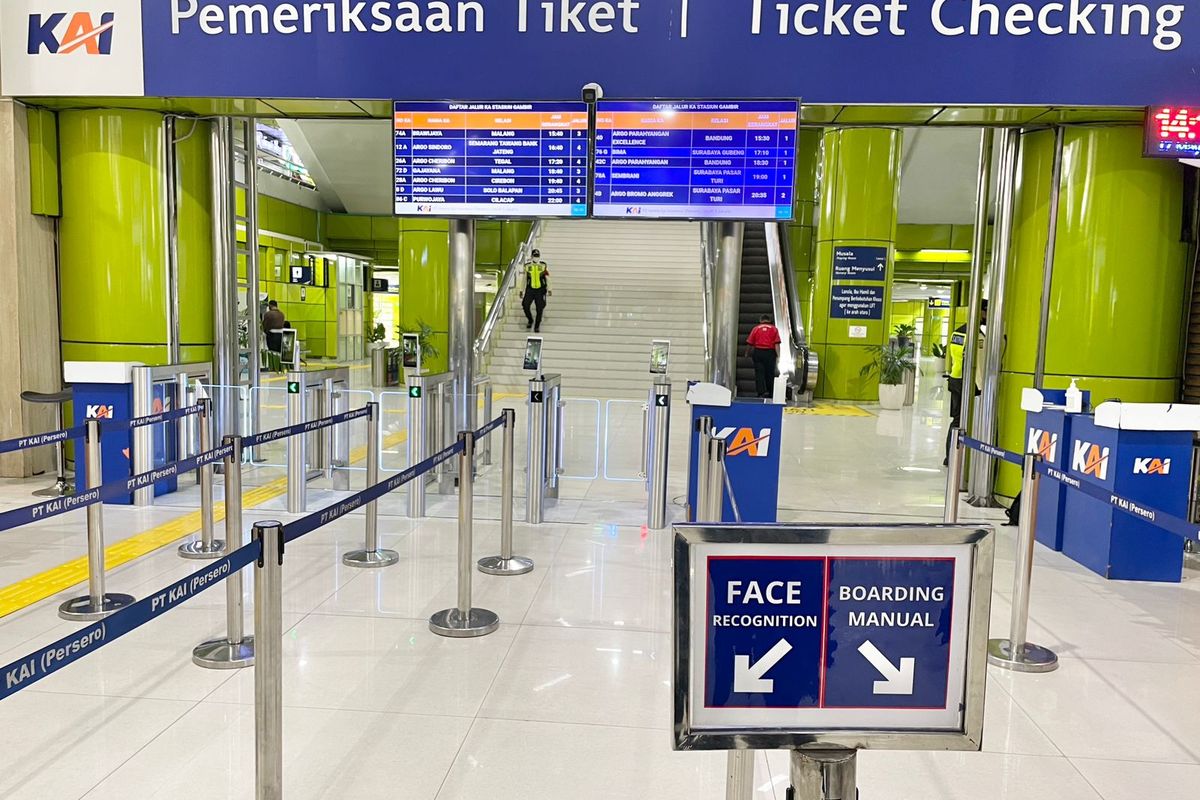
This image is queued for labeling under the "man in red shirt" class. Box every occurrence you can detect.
[745,314,782,398]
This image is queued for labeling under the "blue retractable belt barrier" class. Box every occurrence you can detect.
[0,425,89,456]
[100,403,205,432]
[1035,462,1200,542]
[474,415,505,439]
[0,443,235,533]
[243,406,372,449]
[959,435,1026,466]
[0,540,261,701]
[282,439,465,544]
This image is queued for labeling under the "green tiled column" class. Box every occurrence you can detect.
[789,128,821,338]
[399,219,451,372]
[59,110,213,365]
[994,126,1188,495]
[810,128,902,400]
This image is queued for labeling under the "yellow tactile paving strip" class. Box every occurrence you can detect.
[0,429,406,618]
[785,403,874,418]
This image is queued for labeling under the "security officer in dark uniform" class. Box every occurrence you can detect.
[522,248,550,333]
[945,300,986,465]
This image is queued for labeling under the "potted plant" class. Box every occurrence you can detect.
[399,319,441,362]
[367,322,388,350]
[894,322,917,350]
[930,342,947,375]
[861,344,915,410]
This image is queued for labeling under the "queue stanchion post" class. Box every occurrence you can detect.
[180,397,226,559]
[430,430,500,637]
[343,403,400,568]
[59,419,136,621]
[987,452,1059,673]
[790,749,857,800]
[478,408,533,576]
[253,521,285,800]
[193,434,255,669]
[944,427,964,524]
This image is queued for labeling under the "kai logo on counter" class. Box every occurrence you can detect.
[27,11,115,55]
[1071,441,1110,480]
[1133,457,1172,475]
[85,404,114,419]
[715,427,772,458]
[1026,428,1058,462]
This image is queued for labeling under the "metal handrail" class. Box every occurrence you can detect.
[768,222,819,397]
[764,223,799,385]
[699,225,716,378]
[475,221,543,371]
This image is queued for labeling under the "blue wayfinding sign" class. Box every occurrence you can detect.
[830,285,885,320]
[3,1,1198,104]
[675,525,993,748]
[832,247,887,282]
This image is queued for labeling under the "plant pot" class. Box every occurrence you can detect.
[878,382,906,410]
[903,370,916,406]
[929,357,946,375]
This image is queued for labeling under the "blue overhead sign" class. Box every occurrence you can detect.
[674,526,993,748]
[1,1,1198,103]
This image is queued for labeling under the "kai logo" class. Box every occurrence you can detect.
[27,12,115,55]
[714,427,772,458]
[1027,428,1058,461]
[1133,458,1172,475]
[1071,440,1110,480]
[85,404,114,419]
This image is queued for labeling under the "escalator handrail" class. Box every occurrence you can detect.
[775,222,809,349]
[763,222,801,384]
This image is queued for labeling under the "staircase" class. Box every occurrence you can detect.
[736,224,773,397]
[486,219,706,397]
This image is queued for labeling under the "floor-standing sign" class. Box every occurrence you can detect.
[687,402,784,523]
[673,524,993,794]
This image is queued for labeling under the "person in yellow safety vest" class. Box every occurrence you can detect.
[945,299,987,466]
[522,248,551,333]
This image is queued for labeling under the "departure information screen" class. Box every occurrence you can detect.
[394,101,589,217]
[1145,106,1200,158]
[593,100,798,220]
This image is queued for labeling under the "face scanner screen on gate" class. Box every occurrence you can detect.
[523,337,543,372]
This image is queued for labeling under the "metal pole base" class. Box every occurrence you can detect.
[987,638,1059,673]
[58,593,136,621]
[178,539,227,559]
[33,477,75,498]
[342,549,400,569]
[477,555,534,576]
[192,636,255,670]
[429,607,500,638]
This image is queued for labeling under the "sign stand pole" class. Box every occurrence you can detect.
[789,749,857,800]
[987,452,1058,673]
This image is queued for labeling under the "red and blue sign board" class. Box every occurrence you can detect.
[678,530,987,743]
[688,402,784,523]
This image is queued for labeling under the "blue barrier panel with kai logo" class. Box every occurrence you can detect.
[688,402,784,523]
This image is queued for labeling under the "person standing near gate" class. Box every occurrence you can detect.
[522,248,550,333]
[745,314,781,399]
[945,300,987,465]
[262,299,285,353]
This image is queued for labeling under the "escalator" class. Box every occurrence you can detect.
[736,225,775,396]
[735,223,818,401]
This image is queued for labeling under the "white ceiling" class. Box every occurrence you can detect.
[270,120,993,223]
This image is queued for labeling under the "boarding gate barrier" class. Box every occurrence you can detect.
[0,406,528,800]
[527,373,564,524]
[130,362,213,506]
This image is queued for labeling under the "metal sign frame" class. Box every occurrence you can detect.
[672,523,994,752]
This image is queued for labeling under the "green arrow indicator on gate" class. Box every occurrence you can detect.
[287,381,301,394]
[409,386,422,399]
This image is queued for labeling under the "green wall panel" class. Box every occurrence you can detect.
[176,120,214,351]
[810,128,902,400]
[398,224,451,373]
[59,110,170,363]
[27,106,60,217]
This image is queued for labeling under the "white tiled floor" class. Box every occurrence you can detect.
[0,368,1197,798]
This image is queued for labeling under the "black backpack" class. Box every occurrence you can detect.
[1006,492,1021,526]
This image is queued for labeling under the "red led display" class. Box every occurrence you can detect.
[1145,107,1200,159]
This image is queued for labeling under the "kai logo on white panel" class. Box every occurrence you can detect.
[1,0,144,96]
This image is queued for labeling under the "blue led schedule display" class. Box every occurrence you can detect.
[594,101,798,220]
[394,102,589,217]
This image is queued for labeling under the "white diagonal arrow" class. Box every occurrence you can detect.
[858,640,915,695]
[733,639,793,693]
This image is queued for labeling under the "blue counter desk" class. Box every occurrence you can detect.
[687,399,783,523]
[1060,411,1193,582]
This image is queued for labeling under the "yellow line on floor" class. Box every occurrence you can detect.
[785,403,874,418]
[0,429,407,618]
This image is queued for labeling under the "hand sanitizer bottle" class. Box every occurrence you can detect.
[1065,379,1083,413]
